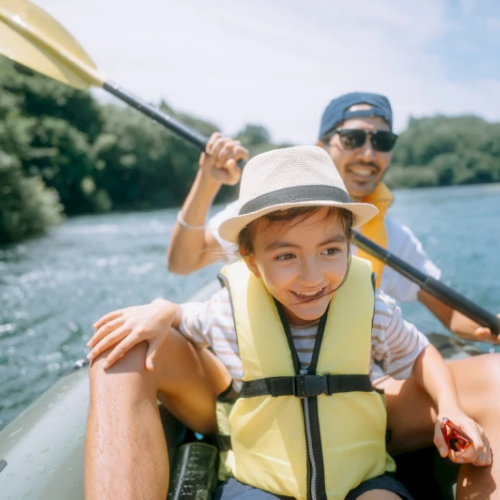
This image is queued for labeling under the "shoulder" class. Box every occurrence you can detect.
[380,216,441,301]
[385,216,425,254]
[373,289,398,318]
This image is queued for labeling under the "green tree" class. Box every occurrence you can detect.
[388,115,500,189]
[0,152,62,243]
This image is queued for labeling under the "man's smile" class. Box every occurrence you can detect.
[346,163,379,179]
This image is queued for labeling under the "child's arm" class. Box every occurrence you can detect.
[411,343,491,466]
[373,290,491,466]
[87,298,182,370]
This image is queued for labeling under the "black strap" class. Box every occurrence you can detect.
[241,374,373,398]
[214,434,232,452]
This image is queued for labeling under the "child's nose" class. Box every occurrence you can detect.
[299,258,323,286]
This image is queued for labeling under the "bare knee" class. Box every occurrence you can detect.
[89,341,152,390]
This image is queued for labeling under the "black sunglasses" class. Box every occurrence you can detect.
[331,129,398,152]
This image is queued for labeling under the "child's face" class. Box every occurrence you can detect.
[243,208,350,326]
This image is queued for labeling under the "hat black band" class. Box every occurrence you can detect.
[239,185,352,216]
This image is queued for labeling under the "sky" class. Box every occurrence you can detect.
[32,0,500,144]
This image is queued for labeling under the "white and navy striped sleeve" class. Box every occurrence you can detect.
[371,289,430,380]
[179,287,244,387]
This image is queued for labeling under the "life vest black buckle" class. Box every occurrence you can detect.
[293,375,329,398]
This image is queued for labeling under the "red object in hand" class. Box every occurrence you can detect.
[440,418,473,452]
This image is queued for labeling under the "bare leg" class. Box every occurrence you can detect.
[377,353,500,500]
[85,328,231,500]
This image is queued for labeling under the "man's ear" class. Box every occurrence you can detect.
[242,254,261,278]
[316,140,326,148]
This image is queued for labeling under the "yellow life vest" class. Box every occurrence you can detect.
[220,257,394,500]
[357,182,394,288]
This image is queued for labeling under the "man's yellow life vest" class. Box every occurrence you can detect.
[358,182,394,288]
[220,257,394,500]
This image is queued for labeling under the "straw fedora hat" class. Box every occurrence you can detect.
[219,146,378,244]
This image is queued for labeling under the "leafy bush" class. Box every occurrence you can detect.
[0,152,63,243]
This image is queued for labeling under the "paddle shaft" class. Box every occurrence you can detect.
[104,81,498,336]
[354,232,499,336]
[104,81,208,150]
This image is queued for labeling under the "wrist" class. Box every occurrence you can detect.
[437,401,462,418]
[151,299,181,325]
[197,167,223,192]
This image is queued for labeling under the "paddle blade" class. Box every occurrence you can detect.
[0,0,104,89]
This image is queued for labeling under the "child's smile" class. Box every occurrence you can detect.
[243,208,350,326]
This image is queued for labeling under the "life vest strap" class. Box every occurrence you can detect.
[214,434,232,452]
[241,374,373,399]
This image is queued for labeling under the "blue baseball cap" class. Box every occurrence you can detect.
[319,92,393,140]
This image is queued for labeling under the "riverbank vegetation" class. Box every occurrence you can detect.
[1,59,499,242]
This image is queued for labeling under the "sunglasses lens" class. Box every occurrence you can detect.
[338,130,366,150]
[372,132,397,152]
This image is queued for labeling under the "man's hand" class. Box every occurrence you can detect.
[434,409,491,466]
[472,312,500,344]
[199,132,248,186]
[87,299,181,370]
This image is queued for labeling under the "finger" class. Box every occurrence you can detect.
[208,136,227,162]
[88,316,125,347]
[461,431,486,464]
[93,310,123,330]
[225,158,241,180]
[472,449,488,467]
[471,431,491,466]
[205,132,221,154]
[221,141,247,168]
[474,327,500,344]
[145,337,160,371]
[233,144,249,161]
[103,331,143,369]
[215,140,234,169]
[87,325,130,361]
[434,429,449,458]
[483,438,492,466]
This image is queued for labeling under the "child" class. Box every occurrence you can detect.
[88,146,490,500]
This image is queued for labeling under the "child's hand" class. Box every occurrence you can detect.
[434,410,491,466]
[87,299,180,370]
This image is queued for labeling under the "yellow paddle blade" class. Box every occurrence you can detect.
[0,0,104,89]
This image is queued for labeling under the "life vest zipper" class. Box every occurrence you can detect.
[303,398,318,500]
[303,393,327,500]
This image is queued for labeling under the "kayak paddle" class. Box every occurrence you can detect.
[0,0,498,336]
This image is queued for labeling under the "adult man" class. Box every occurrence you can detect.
[86,93,500,500]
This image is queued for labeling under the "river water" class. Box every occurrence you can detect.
[1,183,499,431]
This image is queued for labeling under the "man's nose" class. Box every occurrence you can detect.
[357,135,376,161]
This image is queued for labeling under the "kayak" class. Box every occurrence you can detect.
[0,279,480,500]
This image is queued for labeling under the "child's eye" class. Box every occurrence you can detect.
[276,253,295,261]
[322,247,341,256]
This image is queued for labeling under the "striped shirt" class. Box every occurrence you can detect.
[179,287,430,392]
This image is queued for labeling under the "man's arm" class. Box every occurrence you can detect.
[418,289,500,344]
[167,133,248,275]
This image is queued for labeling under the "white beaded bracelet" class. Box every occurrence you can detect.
[176,211,206,230]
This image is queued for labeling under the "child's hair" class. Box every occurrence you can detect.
[237,206,353,256]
